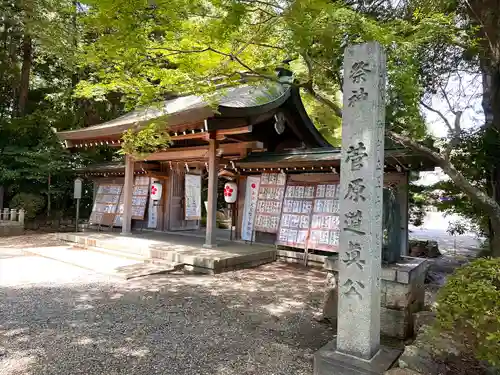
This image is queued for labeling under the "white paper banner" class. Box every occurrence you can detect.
[185,174,202,220]
[148,178,158,229]
[241,176,261,241]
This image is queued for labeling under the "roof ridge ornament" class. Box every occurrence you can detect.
[274,112,286,135]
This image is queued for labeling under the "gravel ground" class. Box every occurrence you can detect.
[0,234,331,375]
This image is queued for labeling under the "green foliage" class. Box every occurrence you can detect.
[120,121,171,158]
[10,193,46,220]
[447,219,470,236]
[300,89,341,146]
[0,112,68,186]
[436,258,500,367]
[425,129,494,236]
[0,0,127,218]
[74,0,462,141]
[409,189,427,227]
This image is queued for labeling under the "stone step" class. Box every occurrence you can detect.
[70,244,185,278]
[76,243,187,265]
[58,232,277,274]
[113,261,185,280]
[72,244,184,279]
[26,245,183,280]
[71,244,148,262]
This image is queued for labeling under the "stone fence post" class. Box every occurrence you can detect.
[18,209,25,226]
[2,208,8,220]
[10,209,17,221]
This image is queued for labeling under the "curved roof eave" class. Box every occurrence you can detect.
[217,84,291,117]
[56,83,291,141]
[283,86,334,148]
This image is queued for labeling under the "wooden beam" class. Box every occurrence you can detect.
[202,133,227,141]
[171,132,207,141]
[64,122,247,148]
[206,118,247,131]
[236,161,341,170]
[146,171,170,179]
[217,125,253,136]
[168,120,206,133]
[159,125,252,144]
[220,141,264,154]
[145,147,208,161]
[145,142,264,161]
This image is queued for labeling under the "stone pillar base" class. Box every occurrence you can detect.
[314,338,402,375]
[323,256,428,339]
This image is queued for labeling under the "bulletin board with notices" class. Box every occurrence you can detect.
[113,176,151,227]
[307,183,341,252]
[253,172,287,234]
[89,184,123,226]
[276,182,316,249]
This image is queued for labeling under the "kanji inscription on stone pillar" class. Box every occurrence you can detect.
[337,42,386,360]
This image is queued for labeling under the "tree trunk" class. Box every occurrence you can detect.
[0,186,4,210]
[9,33,19,115]
[17,34,32,116]
[489,220,500,257]
[47,174,51,217]
[480,56,500,256]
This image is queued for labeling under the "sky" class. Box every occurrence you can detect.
[417,71,483,187]
[423,72,483,138]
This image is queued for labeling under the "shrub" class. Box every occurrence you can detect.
[436,257,500,367]
[10,193,45,219]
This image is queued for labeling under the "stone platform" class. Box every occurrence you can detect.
[0,221,24,237]
[323,256,428,339]
[314,338,402,375]
[57,231,276,274]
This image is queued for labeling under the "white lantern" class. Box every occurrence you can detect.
[223,181,237,204]
[151,182,162,201]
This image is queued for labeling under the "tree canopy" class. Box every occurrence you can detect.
[0,0,123,218]
[76,0,460,140]
[3,0,500,257]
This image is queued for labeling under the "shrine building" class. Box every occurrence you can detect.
[56,80,435,258]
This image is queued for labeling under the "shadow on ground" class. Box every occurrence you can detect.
[0,261,333,375]
[0,233,63,250]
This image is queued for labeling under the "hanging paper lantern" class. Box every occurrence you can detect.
[151,182,163,201]
[223,181,237,203]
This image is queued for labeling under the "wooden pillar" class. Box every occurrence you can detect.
[93,181,97,202]
[204,136,219,248]
[121,154,134,234]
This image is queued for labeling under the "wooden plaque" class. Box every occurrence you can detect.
[253,172,287,234]
[89,184,123,226]
[114,176,151,226]
[307,183,341,252]
[275,181,316,249]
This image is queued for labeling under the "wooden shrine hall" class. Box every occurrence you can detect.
[56,81,435,254]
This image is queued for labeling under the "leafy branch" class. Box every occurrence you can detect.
[120,121,171,159]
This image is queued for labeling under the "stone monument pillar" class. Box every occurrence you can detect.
[314,41,402,375]
[336,41,386,359]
